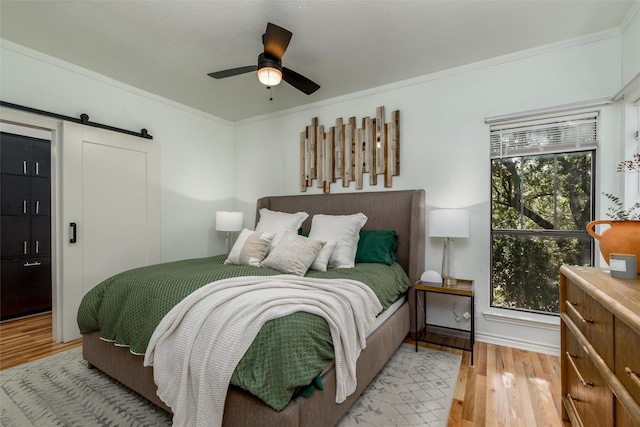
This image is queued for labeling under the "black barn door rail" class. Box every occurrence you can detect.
[0,101,153,140]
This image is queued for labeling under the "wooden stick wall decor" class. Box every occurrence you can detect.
[300,107,400,193]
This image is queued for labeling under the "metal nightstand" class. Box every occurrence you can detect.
[415,279,475,364]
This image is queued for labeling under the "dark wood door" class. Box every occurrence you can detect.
[30,142,51,178]
[1,174,30,215]
[1,216,30,257]
[31,216,51,257]
[1,258,52,320]
[0,132,50,177]
[0,134,31,175]
[30,177,50,215]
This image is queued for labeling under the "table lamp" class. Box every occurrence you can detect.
[428,209,469,286]
[216,211,244,253]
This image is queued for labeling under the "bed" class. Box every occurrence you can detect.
[79,189,425,426]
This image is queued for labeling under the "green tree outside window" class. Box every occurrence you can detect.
[491,151,594,314]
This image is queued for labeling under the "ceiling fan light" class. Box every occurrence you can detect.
[257,67,282,86]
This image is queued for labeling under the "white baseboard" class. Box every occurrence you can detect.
[475,331,560,356]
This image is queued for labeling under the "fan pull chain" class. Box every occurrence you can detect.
[268,86,274,101]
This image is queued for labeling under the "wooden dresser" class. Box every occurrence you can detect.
[560,265,640,426]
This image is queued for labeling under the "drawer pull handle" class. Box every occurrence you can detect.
[565,352,593,387]
[625,367,640,389]
[565,300,593,324]
[24,261,41,267]
[566,394,584,427]
[23,200,27,214]
[23,160,27,175]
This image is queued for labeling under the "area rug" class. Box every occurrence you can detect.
[337,344,461,426]
[0,343,461,427]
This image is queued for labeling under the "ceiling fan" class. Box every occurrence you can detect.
[208,22,320,95]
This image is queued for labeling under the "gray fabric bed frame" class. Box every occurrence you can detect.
[82,189,425,426]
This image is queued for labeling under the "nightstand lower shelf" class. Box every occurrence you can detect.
[415,280,475,365]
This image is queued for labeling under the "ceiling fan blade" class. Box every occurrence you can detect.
[282,67,320,95]
[208,65,257,79]
[263,22,292,60]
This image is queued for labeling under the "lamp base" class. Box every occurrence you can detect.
[442,276,458,287]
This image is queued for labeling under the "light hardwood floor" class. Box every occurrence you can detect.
[0,312,82,370]
[435,341,570,426]
[0,313,568,426]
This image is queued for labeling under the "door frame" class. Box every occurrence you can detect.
[0,106,63,341]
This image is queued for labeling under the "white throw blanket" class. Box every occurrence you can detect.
[143,275,382,427]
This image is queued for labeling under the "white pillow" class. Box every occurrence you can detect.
[310,241,337,272]
[308,213,368,268]
[255,208,308,232]
[224,229,275,267]
[261,231,325,276]
[255,208,309,254]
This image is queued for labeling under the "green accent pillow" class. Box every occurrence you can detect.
[356,230,398,265]
[298,228,310,237]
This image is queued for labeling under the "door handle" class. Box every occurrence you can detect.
[23,200,27,214]
[35,200,40,214]
[35,161,39,176]
[23,160,27,175]
[24,240,28,254]
[35,240,39,254]
[24,261,42,267]
[70,222,77,243]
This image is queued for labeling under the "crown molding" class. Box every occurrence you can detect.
[0,39,233,127]
[236,28,621,126]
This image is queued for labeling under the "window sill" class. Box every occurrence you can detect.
[482,309,560,331]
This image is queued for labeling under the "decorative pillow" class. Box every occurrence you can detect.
[255,208,308,232]
[298,228,310,237]
[356,230,398,265]
[255,208,309,254]
[309,241,338,272]
[224,229,275,267]
[261,231,325,276]
[308,213,368,268]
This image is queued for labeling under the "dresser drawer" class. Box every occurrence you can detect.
[615,319,640,411]
[565,280,614,368]
[565,330,614,427]
[616,400,640,427]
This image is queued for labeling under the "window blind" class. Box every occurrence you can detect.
[490,112,598,159]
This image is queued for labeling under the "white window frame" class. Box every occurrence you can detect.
[488,111,598,315]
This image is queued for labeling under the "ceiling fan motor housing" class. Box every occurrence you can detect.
[258,53,282,72]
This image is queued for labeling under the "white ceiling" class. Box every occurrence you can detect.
[0,1,637,122]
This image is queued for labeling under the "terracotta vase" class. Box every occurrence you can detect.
[586,220,640,274]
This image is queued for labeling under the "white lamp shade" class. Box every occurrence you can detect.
[257,67,282,86]
[215,211,244,232]
[428,209,469,238]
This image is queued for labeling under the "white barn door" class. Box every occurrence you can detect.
[60,122,160,341]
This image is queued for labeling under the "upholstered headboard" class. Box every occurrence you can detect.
[255,190,425,284]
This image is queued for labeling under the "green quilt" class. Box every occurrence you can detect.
[77,255,411,410]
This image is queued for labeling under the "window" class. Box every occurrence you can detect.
[490,112,596,314]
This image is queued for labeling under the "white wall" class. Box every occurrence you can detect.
[233,32,632,354]
[622,4,640,85]
[620,5,640,212]
[0,40,235,262]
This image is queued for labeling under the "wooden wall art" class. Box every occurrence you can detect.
[300,107,399,193]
